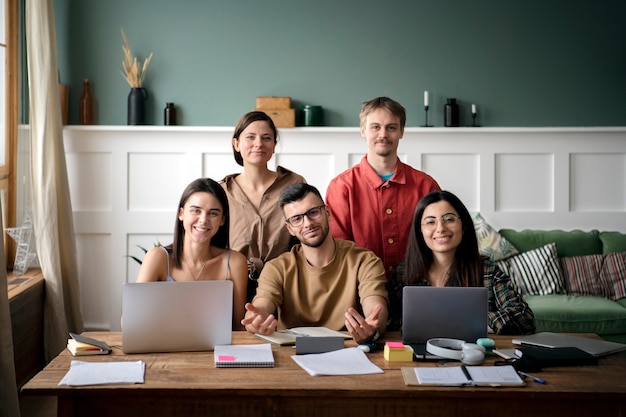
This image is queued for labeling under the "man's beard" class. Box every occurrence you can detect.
[299,224,329,248]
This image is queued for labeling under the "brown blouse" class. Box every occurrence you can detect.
[220,166,306,278]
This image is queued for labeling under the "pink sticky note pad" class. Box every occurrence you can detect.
[386,341,405,350]
[218,355,236,362]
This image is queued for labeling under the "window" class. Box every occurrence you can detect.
[1,0,20,268]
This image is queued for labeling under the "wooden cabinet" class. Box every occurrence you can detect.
[8,269,45,388]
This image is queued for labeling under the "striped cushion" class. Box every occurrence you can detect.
[560,252,626,300]
[599,252,626,300]
[473,213,519,261]
[497,243,565,296]
[560,254,608,298]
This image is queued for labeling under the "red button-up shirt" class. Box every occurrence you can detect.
[326,156,441,280]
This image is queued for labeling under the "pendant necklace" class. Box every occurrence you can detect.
[185,257,208,281]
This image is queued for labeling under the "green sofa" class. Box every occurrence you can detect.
[499,229,626,344]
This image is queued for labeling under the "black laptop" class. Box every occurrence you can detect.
[401,286,489,360]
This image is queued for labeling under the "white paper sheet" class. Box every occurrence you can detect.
[291,347,383,376]
[58,360,145,386]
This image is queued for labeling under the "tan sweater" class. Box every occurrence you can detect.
[254,239,388,330]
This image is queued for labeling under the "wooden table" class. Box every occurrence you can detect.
[21,332,626,417]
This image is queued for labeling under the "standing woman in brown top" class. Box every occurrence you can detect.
[221,111,307,302]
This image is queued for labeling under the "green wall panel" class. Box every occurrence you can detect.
[55,0,626,127]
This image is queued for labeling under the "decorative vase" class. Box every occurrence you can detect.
[59,83,69,125]
[301,105,324,126]
[164,102,177,125]
[80,79,93,125]
[128,87,148,125]
[444,98,460,127]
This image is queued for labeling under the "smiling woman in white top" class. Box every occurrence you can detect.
[136,178,248,330]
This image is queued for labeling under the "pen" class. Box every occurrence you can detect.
[460,365,473,384]
[518,371,546,384]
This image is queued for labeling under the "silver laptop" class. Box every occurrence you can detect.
[402,286,489,360]
[122,280,233,353]
[512,332,626,357]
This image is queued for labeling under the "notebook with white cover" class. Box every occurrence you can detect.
[402,286,488,360]
[122,280,233,353]
[512,332,626,357]
[214,343,274,368]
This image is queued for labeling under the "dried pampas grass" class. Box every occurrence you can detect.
[121,29,153,88]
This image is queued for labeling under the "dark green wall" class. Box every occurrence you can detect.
[54,0,626,127]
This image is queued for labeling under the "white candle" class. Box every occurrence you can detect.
[424,91,429,107]
[472,104,477,114]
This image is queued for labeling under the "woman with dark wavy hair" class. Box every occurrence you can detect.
[137,178,248,330]
[398,190,535,335]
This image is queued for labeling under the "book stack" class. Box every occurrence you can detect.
[67,333,112,356]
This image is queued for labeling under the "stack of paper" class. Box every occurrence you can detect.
[291,347,383,376]
[59,360,145,386]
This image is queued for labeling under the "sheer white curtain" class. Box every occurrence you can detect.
[26,0,84,362]
[0,215,19,416]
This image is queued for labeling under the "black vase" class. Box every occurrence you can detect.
[128,87,148,125]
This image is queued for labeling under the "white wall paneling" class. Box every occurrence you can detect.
[19,126,626,330]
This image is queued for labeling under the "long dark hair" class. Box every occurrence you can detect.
[231,111,278,166]
[402,190,481,287]
[170,178,230,268]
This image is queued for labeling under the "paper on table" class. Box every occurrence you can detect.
[291,347,383,376]
[58,360,145,386]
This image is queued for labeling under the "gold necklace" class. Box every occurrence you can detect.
[185,257,208,281]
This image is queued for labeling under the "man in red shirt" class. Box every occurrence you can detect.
[325,97,440,325]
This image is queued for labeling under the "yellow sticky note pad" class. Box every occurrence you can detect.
[384,344,414,361]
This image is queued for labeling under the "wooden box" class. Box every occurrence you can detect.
[259,108,295,128]
[256,96,292,110]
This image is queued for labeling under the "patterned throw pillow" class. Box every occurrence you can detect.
[560,252,626,300]
[496,243,565,296]
[473,213,519,261]
[560,254,608,298]
[599,252,626,300]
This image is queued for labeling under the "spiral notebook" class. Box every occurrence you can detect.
[214,344,275,368]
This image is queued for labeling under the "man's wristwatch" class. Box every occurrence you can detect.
[369,330,381,343]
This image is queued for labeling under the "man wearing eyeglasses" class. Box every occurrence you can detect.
[241,183,388,344]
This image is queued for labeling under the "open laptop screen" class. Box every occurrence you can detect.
[402,286,488,358]
[122,280,233,353]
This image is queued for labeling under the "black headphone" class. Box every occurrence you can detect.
[426,338,486,365]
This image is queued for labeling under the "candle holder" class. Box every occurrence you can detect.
[471,112,480,127]
[422,106,432,127]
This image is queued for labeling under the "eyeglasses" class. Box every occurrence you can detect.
[421,213,460,230]
[285,205,326,228]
